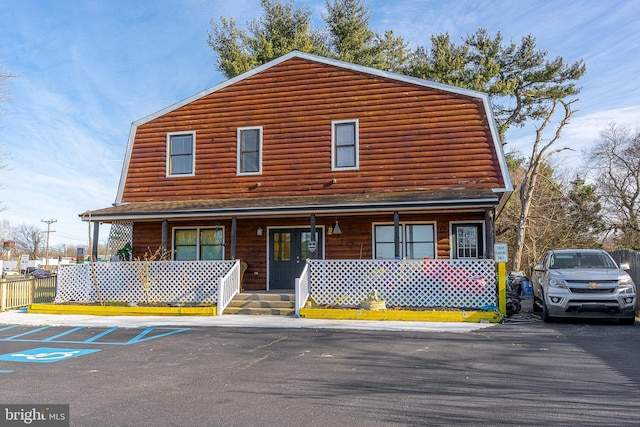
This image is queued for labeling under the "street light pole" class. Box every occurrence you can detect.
[41,219,57,267]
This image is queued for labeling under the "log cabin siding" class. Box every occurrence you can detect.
[121,57,503,203]
[131,211,485,290]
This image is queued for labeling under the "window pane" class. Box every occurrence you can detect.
[456,226,479,259]
[174,230,197,260]
[405,224,435,259]
[242,129,259,151]
[374,225,402,259]
[175,230,196,245]
[171,135,192,155]
[242,152,259,172]
[171,156,192,174]
[376,243,396,260]
[300,232,320,261]
[200,229,223,260]
[274,232,291,261]
[336,146,355,167]
[375,225,394,242]
[335,123,355,146]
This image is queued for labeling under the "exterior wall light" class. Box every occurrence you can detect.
[257,226,263,236]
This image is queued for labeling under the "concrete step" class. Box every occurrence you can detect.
[223,292,296,316]
[223,307,296,316]
[232,292,295,302]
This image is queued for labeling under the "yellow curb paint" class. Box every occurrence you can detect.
[28,304,217,316]
[299,308,501,323]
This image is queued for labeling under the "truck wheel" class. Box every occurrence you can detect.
[532,293,542,313]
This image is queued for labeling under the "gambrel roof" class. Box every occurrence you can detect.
[85,51,512,221]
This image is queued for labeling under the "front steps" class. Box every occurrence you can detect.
[223,292,296,316]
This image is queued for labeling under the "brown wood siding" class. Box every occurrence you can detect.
[122,58,504,203]
[131,211,485,290]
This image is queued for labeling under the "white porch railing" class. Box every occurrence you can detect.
[55,260,236,305]
[307,259,497,309]
[295,262,310,316]
[217,260,241,315]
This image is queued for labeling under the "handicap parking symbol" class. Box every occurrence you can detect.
[0,347,101,363]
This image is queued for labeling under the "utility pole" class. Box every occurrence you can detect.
[41,219,57,267]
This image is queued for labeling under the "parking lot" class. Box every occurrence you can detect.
[1,313,639,426]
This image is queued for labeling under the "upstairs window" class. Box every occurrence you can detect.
[167,132,195,176]
[238,127,262,175]
[332,120,358,170]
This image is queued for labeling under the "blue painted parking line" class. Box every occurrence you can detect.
[0,370,14,373]
[41,326,84,341]
[83,327,119,343]
[0,347,101,363]
[0,326,189,345]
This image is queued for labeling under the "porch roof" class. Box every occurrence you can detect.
[81,189,499,222]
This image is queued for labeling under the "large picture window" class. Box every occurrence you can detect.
[332,120,358,170]
[237,127,262,175]
[167,132,195,176]
[374,223,435,259]
[174,227,224,261]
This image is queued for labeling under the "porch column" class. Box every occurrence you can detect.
[231,217,237,260]
[394,211,400,259]
[91,222,100,261]
[161,220,168,257]
[485,209,494,259]
[310,214,316,259]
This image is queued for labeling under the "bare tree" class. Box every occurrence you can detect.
[11,224,44,260]
[512,100,577,270]
[585,123,640,249]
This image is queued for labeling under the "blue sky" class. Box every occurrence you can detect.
[0,0,639,249]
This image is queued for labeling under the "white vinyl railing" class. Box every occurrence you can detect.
[295,262,310,316]
[307,258,497,309]
[217,260,241,315]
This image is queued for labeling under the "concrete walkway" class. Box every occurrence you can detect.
[0,309,496,333]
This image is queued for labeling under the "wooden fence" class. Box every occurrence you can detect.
[0,276,57,311]
[609,250,640,287]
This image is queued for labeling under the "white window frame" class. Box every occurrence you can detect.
[166,131,196,177]
[372,222,437,259]
[450,221,485,259]
[172,226,225,261]
[237,126,263,175]
[331,119,359,171]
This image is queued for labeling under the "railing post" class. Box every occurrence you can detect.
[1,281,6,311]
[29,278,35,306]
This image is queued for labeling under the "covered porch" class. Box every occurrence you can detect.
[83,189,500,292]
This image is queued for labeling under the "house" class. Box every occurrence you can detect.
[82,51,513,292]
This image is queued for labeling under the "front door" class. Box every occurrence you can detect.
[269,228,322,290]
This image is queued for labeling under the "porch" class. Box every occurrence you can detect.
[50,258,500,321]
